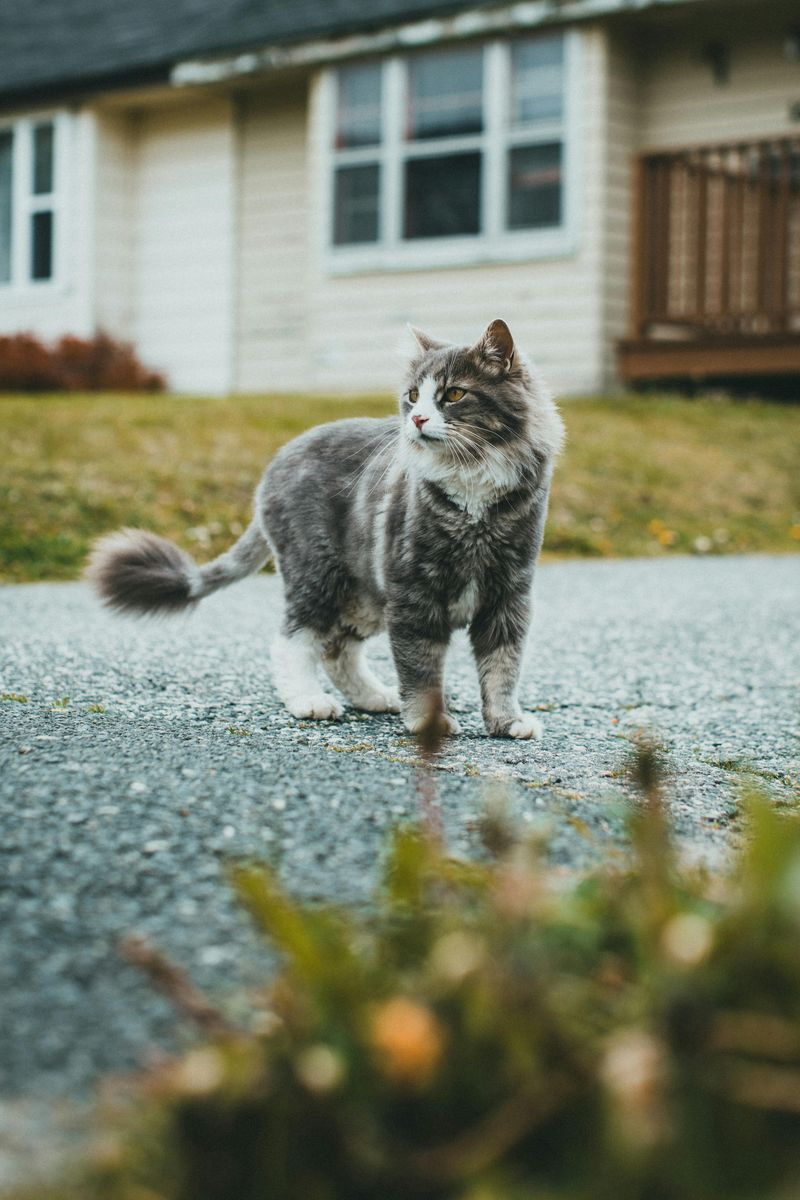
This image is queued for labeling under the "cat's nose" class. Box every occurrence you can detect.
[412,414,429,430]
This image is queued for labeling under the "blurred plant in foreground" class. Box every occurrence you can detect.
[15,741,800,1200]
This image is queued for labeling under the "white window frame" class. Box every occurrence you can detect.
[320,30,582,275]
[0,111,70,293]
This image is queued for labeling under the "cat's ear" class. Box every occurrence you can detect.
[472,318,515,374]
[408,324,447,354]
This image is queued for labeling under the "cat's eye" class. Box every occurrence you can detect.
[445,386,466,403]
[408,387,419,403]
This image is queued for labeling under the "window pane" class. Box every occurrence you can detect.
[511,36,564,125]
[33,121,54,194]
[336,64,382,148]
[0,131,11,283]
[507,143,562,229]
[407,48,483,140]
[31,210,53,279]
[404,152,481,239]
[333,163,379,244]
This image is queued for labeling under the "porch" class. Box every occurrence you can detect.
[617,136,800,383]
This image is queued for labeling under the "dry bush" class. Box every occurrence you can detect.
[0,331,165,392]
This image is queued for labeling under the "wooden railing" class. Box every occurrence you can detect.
[630,137,800,341]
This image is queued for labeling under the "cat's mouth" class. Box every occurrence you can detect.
[407,427,444,446]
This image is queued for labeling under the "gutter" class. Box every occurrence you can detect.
[171,0,697,86]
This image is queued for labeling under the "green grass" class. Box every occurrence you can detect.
[1,390,798,582]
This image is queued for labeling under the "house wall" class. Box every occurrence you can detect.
[236,83,310,392]
[598,16,800,350]
[94,110,136,341]
[640,21,800,148]
[130,97,237,392]
[235,27,611,397]
[96,17,800,394]
[5,13,799,396]
[600,29,640,382]
[312,27,608,397]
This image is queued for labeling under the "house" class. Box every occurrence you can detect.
[1,0,798,395]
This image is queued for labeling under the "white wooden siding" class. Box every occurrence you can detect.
[94,110,136,341]
[307,27,607,397]
[602,19,800,370]
[600,29,639,382]
[641,25,800,149]
[236,27,610,397]
[133,98,236,393]
[6,13,800,398]
[236,83,311,392]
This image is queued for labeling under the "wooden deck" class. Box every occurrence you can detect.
[618,333,800,382]
[618,136,800,382]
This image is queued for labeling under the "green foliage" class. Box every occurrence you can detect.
[19,746,800,1200]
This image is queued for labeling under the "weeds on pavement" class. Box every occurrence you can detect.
[11,732,800,1200]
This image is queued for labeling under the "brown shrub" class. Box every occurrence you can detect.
[0,330,166,392]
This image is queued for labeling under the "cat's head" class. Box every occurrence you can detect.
[400,319,546,476]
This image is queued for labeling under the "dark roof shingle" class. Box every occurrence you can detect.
[0,0,484,103]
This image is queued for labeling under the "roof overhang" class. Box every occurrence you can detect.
[171,0,698,87]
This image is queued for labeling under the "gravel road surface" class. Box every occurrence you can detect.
[0,554,798,1169]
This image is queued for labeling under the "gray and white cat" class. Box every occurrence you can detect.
[89,319,564,739]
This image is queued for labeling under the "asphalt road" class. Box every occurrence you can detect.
[0,554,798,1168]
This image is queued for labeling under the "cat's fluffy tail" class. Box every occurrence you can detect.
[86,520,271,616]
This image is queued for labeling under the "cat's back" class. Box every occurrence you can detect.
[267,416,396,478]
[259,416,399,520]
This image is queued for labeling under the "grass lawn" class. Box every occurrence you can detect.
[1,390,798,583]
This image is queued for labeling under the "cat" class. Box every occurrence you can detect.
[88,319,564,739]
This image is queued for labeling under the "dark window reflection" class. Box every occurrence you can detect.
[333,163,380,245]
[507,143,562,230]
[33,122,54,195]
[31,210,53,279]
[406,50,483,141]
[336,65,382,149]
[404,153,481,239]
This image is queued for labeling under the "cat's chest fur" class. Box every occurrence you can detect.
[381,478,531,628]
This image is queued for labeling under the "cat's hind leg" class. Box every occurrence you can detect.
[322,639,400,714]
[270,629,344,720]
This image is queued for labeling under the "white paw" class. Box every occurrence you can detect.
[405,711,461,737]
[506,714,543,740]
[287,694,344,720]
[357,686,401,714]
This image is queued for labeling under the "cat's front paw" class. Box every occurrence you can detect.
[357,686,401,714]
[405,711,461,738]
[288,693,344,721]
[506,714,543,740]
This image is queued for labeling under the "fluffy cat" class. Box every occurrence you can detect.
[88,319,564,739]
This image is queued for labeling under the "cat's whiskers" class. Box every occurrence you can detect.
[443,436,477,512]
[445,428,520,507]
[451,423,515,474]
[452,419,517,454]
[439,430,497,515]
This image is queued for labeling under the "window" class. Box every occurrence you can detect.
[404,47,483,239]
[0,116,63,288]
[326,33,577,270]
